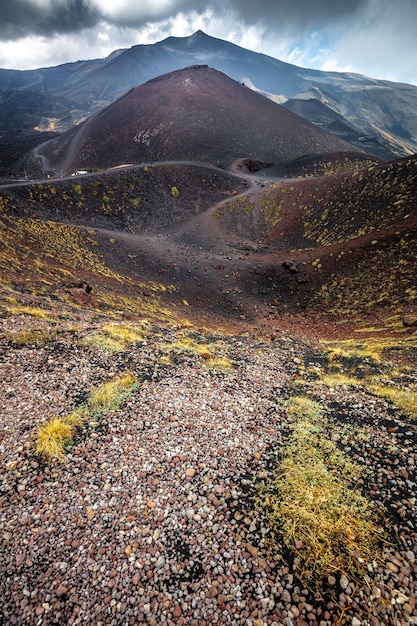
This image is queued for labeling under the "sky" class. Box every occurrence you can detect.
[0,0,416,86]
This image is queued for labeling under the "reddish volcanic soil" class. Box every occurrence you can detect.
[31,65,366,177]
[1,153,416,342]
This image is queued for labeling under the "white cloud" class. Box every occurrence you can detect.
[0,0,416,85]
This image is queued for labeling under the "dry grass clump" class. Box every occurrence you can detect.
[317,372,360,388]
[82,323,145,352]
[11,328,56,346]
[6,305,54,320]
[202,355,233,371]
[88,373,138,415]
[35,374,138,461]
[321,333,417,365]
[257,396,384,588]
[161,331,232,371]
[82,332,123,352]
[35,417,74,461]
[318,373,417,420]
[370,385,417,419]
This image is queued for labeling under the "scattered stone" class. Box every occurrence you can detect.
[340,574,349,590]
[86,507,95,520]
[55,584,68,597]
[245,544,258,558]
[1,314,416,625]
[403,314,417,327]
[282,260,300,273]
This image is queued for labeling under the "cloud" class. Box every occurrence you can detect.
[222,0,365,32]
[0,0,395,40]
[326,0,417,82]
[0,0,100,39]
[95,0,197,27]
[0,0,416,85]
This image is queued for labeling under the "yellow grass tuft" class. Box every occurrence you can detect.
[257,396,384,588]
[321,334,417,365]
[11,328,56,346]
[7,305,53,320]
[286,395,323,422]
[82,323,145,352]
[88,373,138,414]
[161,331,232,370]
[370,385,417,419]
[158,355,172,366]
[101,323,144,343]
[82,333,125,352]
[35,373,138,461]
[203,355,233,371]
[318,373,417,420]
[35,417,73,460]
[64,407,89,427]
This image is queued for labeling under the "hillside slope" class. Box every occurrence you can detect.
[1,31,416,158]
[1,155,416,324]
[30,65,367,176]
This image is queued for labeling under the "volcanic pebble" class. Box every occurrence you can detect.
[0,320,416,624]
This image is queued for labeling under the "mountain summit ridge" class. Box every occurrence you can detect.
[0,31,416,159]
[30,64,367,176]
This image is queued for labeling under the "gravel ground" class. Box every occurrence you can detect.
[0,314,416,625]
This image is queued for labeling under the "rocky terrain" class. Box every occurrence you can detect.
[0,293,416,625]
[0,149,416,624]
[0,42,416,626]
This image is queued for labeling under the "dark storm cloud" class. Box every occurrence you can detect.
[2,0,417,42]
[1,0,417,84]
[96,0,375,31]
[0,0,100,40]
[223,0,366,29]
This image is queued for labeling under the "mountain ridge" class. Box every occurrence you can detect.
[1,31,417,161]
[29,65,371,177]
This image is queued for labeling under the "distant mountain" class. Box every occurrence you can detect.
[282,98,393,160]
[1,31,417,159]
[30,65,370,176]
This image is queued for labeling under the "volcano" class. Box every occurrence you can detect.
[33,65,366,176]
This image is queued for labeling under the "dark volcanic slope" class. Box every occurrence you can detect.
[0,162,246,234]
[1,155,416,322]
[2,31,417,158]
[34,65,364,176]
[211,155,417,315]
[283,98,395,160]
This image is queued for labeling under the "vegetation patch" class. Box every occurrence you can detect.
[314,234,416,314]
[10,327,56,346]
[5,305,54,320]
[35,373,138,461]
[35,417,74,461]
[316,339,417,419]
[321,333,417,367]
[0,214,121,282]
[256,396,384,589]
[82,322,146,352]
[88,373,138,416]
[160,330,232,371]
[369,384,416,419]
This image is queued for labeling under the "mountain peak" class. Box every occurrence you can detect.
[189,30,208,38]
[35,64,362,175]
